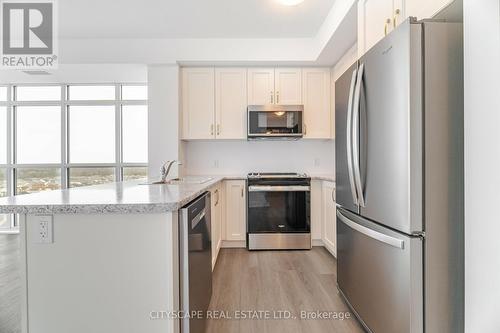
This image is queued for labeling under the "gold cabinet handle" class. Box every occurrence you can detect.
[384,18,391,36]
[210,124,214,136]
[217,124,220,135]
[393,9,401,28]
[276,91,280,104]
[270,91,274,104]
[241,187,244,197]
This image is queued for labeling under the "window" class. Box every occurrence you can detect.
[69,168,115,188]
[123,167,148,181]
[122,105,148,163]
[122,85,148,100]
[68,85,115,100]
[16,106,61,164]
[0,84,148,232]
[16,168,61,195]
[69,105,116,163]
[0,168,8,229]
[16,86,61,101]
[0,106,6,164]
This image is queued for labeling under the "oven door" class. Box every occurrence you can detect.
[247,184,310,233]
[247,107,303,138]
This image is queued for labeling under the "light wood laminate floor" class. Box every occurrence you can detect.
[0,234,21,333]
[207,247,365,333]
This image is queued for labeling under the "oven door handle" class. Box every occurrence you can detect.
[248,185,310,192]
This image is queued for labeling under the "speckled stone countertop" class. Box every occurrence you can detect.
[0,174,334,215]
[310,174,335,182]
[0,177,226,215]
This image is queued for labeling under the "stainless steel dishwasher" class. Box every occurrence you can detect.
[179,192,212,333]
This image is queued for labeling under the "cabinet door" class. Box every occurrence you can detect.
[210,185,222,270]
[181,67,215,139]
[275,68,302,105]
[392,0,405,28]
[247,68,275,105]
[302,68,331,138]
[322,181,336,256]
[224,180,246,241]
[215,68,247,139]
[358,0,394,57]
[406,0,453,20]
[310,180,323,241]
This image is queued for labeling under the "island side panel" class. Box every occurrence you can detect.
[22,212,180,333]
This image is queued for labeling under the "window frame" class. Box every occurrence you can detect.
[0,83,148,232]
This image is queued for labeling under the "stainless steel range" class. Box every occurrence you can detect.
[246,172,311,250]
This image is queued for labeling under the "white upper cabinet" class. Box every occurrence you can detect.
[247,68,275,105]
[275,68,302,105]
[358,0,405,57]
[302,68,331,139]
[181,67,215,139]
[358,0,456,57]
[215,68,247,139]
[405,0,455,21]
[182,66,330,140]
[248,68,302,105]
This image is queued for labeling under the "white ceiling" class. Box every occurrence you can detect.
[59,0,336,39]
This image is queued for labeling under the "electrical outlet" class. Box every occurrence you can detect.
[37,215,53,244]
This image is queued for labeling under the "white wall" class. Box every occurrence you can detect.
[183,140,334,176]
[0,64,146,84]
[464,1,500,332]
[147,65,181,179]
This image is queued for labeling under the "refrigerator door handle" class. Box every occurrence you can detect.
[346,68,359,205]
[352,63,366,207]
[337,210,404,249]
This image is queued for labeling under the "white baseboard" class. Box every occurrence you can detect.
[312,239,324,247]
[322,242,337,258]
[221,240,246,248]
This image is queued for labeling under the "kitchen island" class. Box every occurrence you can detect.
[0,178,225,333]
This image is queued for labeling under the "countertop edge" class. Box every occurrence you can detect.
[0,175,334,215]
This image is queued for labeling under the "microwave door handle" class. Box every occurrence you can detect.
[352,63,366,207]
[337,210,404,249]
[346,68,359,205]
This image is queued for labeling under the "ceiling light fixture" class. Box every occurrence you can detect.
[277,0,305,6]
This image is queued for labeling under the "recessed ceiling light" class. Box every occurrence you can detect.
[277,0,305,6]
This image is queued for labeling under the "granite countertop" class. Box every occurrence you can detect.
[0,174,334,215]
[0,177,225,215]
[310,174,335,182]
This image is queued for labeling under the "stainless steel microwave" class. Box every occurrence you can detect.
[247,105,304,140]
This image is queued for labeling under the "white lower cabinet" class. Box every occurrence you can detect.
[322,181,337,257]
[210,183,223,270]
[223,180,247,243]
[310,180,323,242]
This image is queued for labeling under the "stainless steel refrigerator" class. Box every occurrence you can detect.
[335,19,464,333]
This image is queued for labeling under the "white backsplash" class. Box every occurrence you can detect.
[183,140,335,176]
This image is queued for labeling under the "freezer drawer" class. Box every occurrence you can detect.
[336,208,423,333]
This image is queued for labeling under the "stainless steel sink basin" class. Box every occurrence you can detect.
[143,177,214,185]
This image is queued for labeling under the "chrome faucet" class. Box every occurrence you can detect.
[160,160,181,182]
